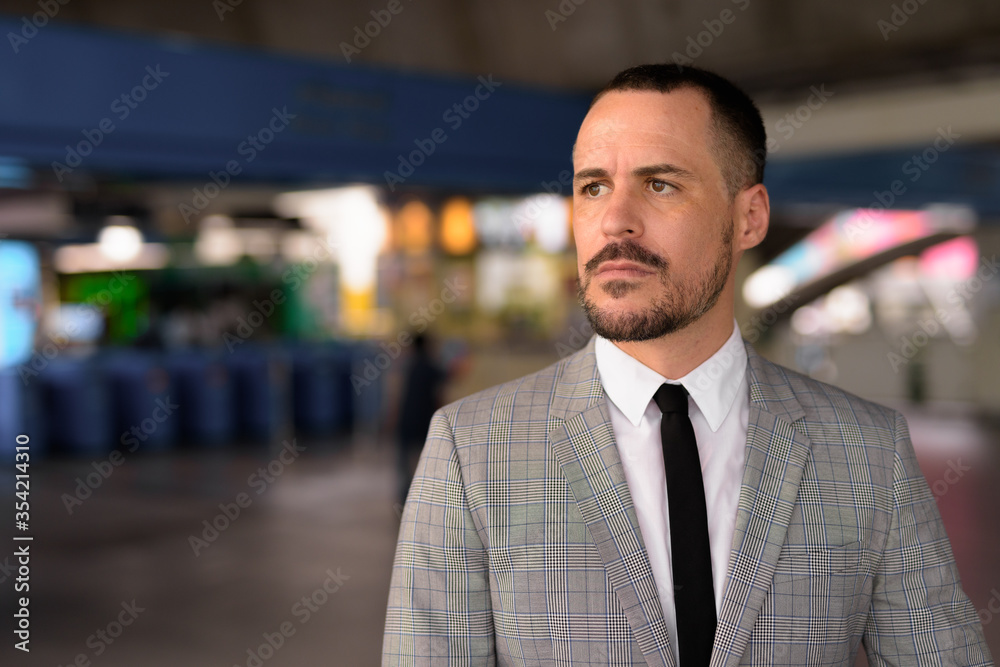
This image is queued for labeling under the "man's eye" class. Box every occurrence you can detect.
[584,183,607,197]
[649,180,671,193]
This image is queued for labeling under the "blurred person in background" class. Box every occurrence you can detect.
[394,332,447,506]
[384,64,993,666]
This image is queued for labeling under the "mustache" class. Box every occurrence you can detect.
[583,240,667,276]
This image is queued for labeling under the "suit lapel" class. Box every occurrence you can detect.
[548,339,813,667]
[548,341,673,667]
[712,343,813,666]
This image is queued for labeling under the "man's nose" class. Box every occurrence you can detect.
[599,190,644,239]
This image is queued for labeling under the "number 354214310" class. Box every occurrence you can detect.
[15,434,29,525]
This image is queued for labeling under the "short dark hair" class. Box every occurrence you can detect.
[592,64,766,197]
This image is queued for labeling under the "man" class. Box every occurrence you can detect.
[383,65,993,666]
[395,332,448,505]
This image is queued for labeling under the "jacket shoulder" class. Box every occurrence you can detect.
[437,349,583,429]
[751,349,901,433]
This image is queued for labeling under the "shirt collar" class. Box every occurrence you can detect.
[594,321,747,432]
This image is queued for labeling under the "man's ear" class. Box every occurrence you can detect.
[735,183,769,251]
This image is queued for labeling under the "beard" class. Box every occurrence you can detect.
[577,222,734,342]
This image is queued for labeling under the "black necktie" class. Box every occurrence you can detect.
[653,383,716,666]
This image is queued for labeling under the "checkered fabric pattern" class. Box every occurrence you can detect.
[382,338,993,666]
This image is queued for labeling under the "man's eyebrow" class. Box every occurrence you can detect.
[573,163,697,183]
[631,163,696,180]
[573,168,608,182]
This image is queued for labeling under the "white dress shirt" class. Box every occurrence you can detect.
[594,322,749,664]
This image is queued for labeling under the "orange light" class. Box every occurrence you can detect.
[397,200,433,255]
[440,197,477,255]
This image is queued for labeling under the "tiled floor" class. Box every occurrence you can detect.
[1,406,997,666]
[2,436,400,667]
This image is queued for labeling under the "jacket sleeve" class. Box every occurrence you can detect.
[382,408,495,665]
[862,411,993,666]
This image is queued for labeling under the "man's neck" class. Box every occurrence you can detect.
[609,307,735,380]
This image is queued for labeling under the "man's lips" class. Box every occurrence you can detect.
[595,261,655,278]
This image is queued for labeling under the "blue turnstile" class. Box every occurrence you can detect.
[225,345,290,443]
[348,341,383,433]
[39,358,113,457]
[99,349,176,452]
[0,367,46,460]
[164,349,234,446]
[289,344,340,436]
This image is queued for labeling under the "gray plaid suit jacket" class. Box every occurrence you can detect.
[383,338,993,666]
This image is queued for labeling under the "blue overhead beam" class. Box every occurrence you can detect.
[766,144,1000,218]
[0,16,589,192]
[1,17,999,217]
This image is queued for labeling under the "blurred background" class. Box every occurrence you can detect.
[0,0,999,664]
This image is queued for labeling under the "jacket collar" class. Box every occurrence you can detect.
[712,342,813,665]
[548,337,674,666]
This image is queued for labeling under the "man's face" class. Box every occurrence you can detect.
[572,88,739,342]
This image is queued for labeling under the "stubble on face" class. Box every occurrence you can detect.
[578,220,734,342]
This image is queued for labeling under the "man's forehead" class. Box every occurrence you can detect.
[575,133,703,155]
[573,89,713,160]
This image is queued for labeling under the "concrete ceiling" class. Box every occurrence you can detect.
[3,0,1000,94]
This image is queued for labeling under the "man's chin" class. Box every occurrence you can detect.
[586,312,670,343]
[580,288,697,342]
[586,300,646,320]
[597,278,646,300]
[587,283,653,311]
